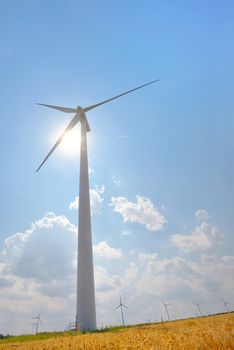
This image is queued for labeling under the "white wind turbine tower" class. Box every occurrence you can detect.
[32,311,42,334]
[222,299,230,313]
[115,296,128,326]
[194,302,202,317]
[162,302,171,321]
[36,79,159,331]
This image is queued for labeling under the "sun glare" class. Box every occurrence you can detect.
[51,125,81,157]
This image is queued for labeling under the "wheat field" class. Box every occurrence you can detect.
[0,313,233,349]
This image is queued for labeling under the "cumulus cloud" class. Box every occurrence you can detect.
[123,262,138,284]
[133,253,234,309]
[95,265,120,293]
[93,241,122,259]
[69,188,104,215]
[96,252,234,325]
[170,222,223,253]
[195,209,209,221]
[0,213,79,333]
[138,252,158,262]
[139,254,189,275]
[1,212,77,282]
[110,195,167,232]
[95,185,105,194]
[0,212,123,333]
[0,210,232,334]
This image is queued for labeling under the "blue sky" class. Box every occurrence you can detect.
[0,0,233,334]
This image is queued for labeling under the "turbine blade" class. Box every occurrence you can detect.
[114,305,121,310]
[122,304,128,309]
[83,79,160,112]
[36,115,79,172]
[37,103,77,113]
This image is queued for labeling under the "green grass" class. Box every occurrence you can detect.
[1,312,232,344]
[0,331,77,343]
[0,325,133,343]
[0,326,128,343]
[0,323,162,344]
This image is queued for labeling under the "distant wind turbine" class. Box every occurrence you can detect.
[222,299,230,313]
[36,79,159,331]
[115,296,128,326]
[32,311,42,334]
[162,302,171,321]
[194,302,202,317]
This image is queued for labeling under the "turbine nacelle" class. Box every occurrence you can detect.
[36,79,159,172]
[77,107,91,132]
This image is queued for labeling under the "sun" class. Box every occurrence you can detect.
[51,124,80,157]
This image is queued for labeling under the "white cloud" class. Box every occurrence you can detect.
[139,254,188,275]
[170,222,223,253]
[110,195,167,232]
[69,198,77,210]
[95,185,105,194]
[133,253,234,305]
[121,230,132,236]
[195,209,209,221]
[90,189,104,215]
[69,188,104,215]
[0,213,78,334]
[88,168,94,176]
[93,241,122,259]
[100,252,234,325]
[123,262,138,284]
[0,213,123,334]
[138,252,158,262]
[1,212,77,282]
[95,265,120,293]
[0,210,232,334]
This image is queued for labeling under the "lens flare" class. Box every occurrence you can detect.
[51,125,80,157]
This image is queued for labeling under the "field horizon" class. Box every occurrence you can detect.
[0,312,233,349]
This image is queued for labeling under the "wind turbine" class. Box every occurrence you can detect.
[36,79,159,331]
[32,311,42,334]
[162,302,171,321]
[114,296,128,326]
[222,299,230,313]
[194,302,202,317]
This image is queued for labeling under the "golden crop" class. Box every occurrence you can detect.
[1,313,233,349]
